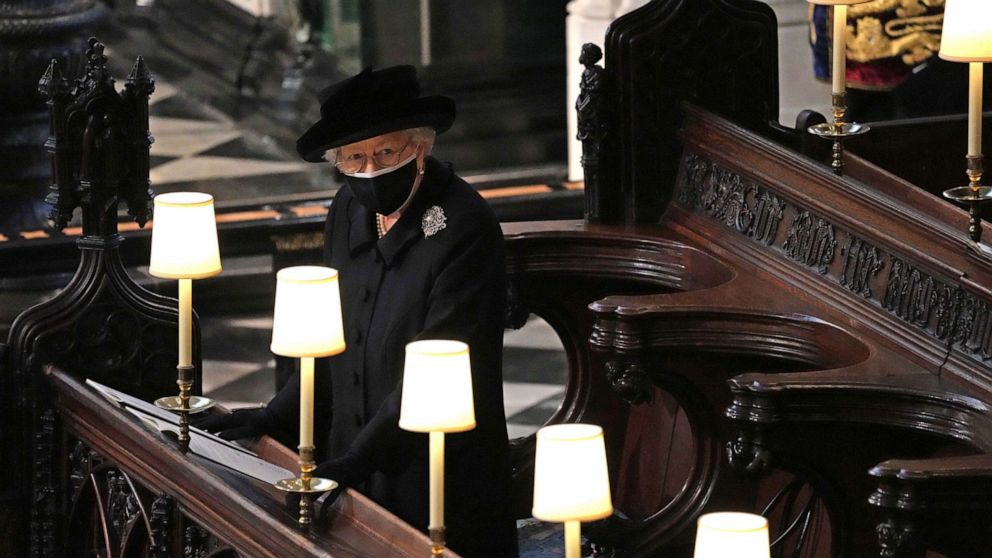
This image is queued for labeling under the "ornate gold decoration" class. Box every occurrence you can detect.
[844,0,944,65]
[848,0,944,19]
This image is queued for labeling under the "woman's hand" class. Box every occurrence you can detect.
[193,407,273,440]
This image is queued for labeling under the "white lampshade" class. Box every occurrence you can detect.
[940,0,992,62]
[532,423,613,523]
[149,192,222,279]
[694,512,770,558]
[270,266,346,358]
[805,0,871,5]
[399,340,476,433]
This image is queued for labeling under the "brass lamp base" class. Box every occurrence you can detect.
[429,526,446,557]
[807,121,870,176]
[943,185,992,201]
[943,185,992,242]
[808,92,870,176]
[274,445,336,528]
[155,365,213,452]
[274,477,338,493]
[807,121,870,139]
[153,395,216,413]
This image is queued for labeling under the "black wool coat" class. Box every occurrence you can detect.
[267,157,518,557]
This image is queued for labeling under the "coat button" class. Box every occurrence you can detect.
[353,330,363,344]
[352,371,360,386]
[354,414,363,427]
[362,288,370,301]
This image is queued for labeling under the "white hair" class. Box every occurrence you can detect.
[323,126,436,163]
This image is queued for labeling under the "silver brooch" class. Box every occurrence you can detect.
[421,205,447,237]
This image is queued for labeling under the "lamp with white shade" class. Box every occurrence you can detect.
[270,266,346,527]
[939,0,992,242]
[694,512,771,558]
[399,339,476,557]
[806,0,873,175]
[532,423,613,558]
[149,192,222,451]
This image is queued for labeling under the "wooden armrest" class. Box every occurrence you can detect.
[727,361,992,451]
[871,454,992,481]
[48,368,450,557]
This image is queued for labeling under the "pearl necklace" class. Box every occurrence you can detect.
[376,213,387,238]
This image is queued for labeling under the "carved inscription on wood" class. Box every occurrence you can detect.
[674,150,992,362]
[841,237,884,299]
[783,211,836,275]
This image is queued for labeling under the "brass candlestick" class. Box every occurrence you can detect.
[935,0,992,243]
[149,193,222,453]
[269,266,345,528]
[808,92,870,175]
[154,365,214,452]
[430,526,446,557]
[275,445,336,527]
[943,154,992,242]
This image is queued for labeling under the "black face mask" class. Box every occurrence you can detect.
[343,155,420,215]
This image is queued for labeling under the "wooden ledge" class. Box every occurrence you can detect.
[727,362,992,451]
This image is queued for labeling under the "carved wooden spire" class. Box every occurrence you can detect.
[39,38,155,235]
[6,38,196,558]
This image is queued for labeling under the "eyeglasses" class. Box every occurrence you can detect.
[333,138,413,174]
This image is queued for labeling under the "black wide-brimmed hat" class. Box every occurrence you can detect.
[296,65,456,162]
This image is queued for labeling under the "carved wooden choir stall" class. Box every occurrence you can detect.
[4,0,992,557]
[0,39,444,558]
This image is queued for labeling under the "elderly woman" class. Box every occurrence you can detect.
[201,66,518,557]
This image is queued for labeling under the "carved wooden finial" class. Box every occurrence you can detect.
[39,59,74,229]
[126,56,155,96]
[38,59,68,99]
[579,42,602,68]
[577,42,609,222]
[79,37,113,92]
[40,37,154,233]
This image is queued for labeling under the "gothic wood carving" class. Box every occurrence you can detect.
[148,495,174,558]
[31,408,57,558]
[875,518,924,558]
[783,211,837,275]
[504,280,530,331]
[676,152,785,246]
[725,424,771,477]
[0,1,108,233]
[674,147,992,366]
[2,38,200,557]
[184,524,209,558]
[840,236,884,299]
[605,357,653,405]
[576,43,614,222]
[106,470,141,540]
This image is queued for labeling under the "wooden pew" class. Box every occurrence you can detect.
[47,366,441,557]
[538,0,992,556]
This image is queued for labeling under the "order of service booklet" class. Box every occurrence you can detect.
[85,378,293,485]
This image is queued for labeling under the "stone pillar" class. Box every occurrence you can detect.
[565,0,648,182]
[0,0,107,235]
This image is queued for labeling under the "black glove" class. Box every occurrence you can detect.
[311,453,369,488]
[285,453,371,516]
[193,407,273,440]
